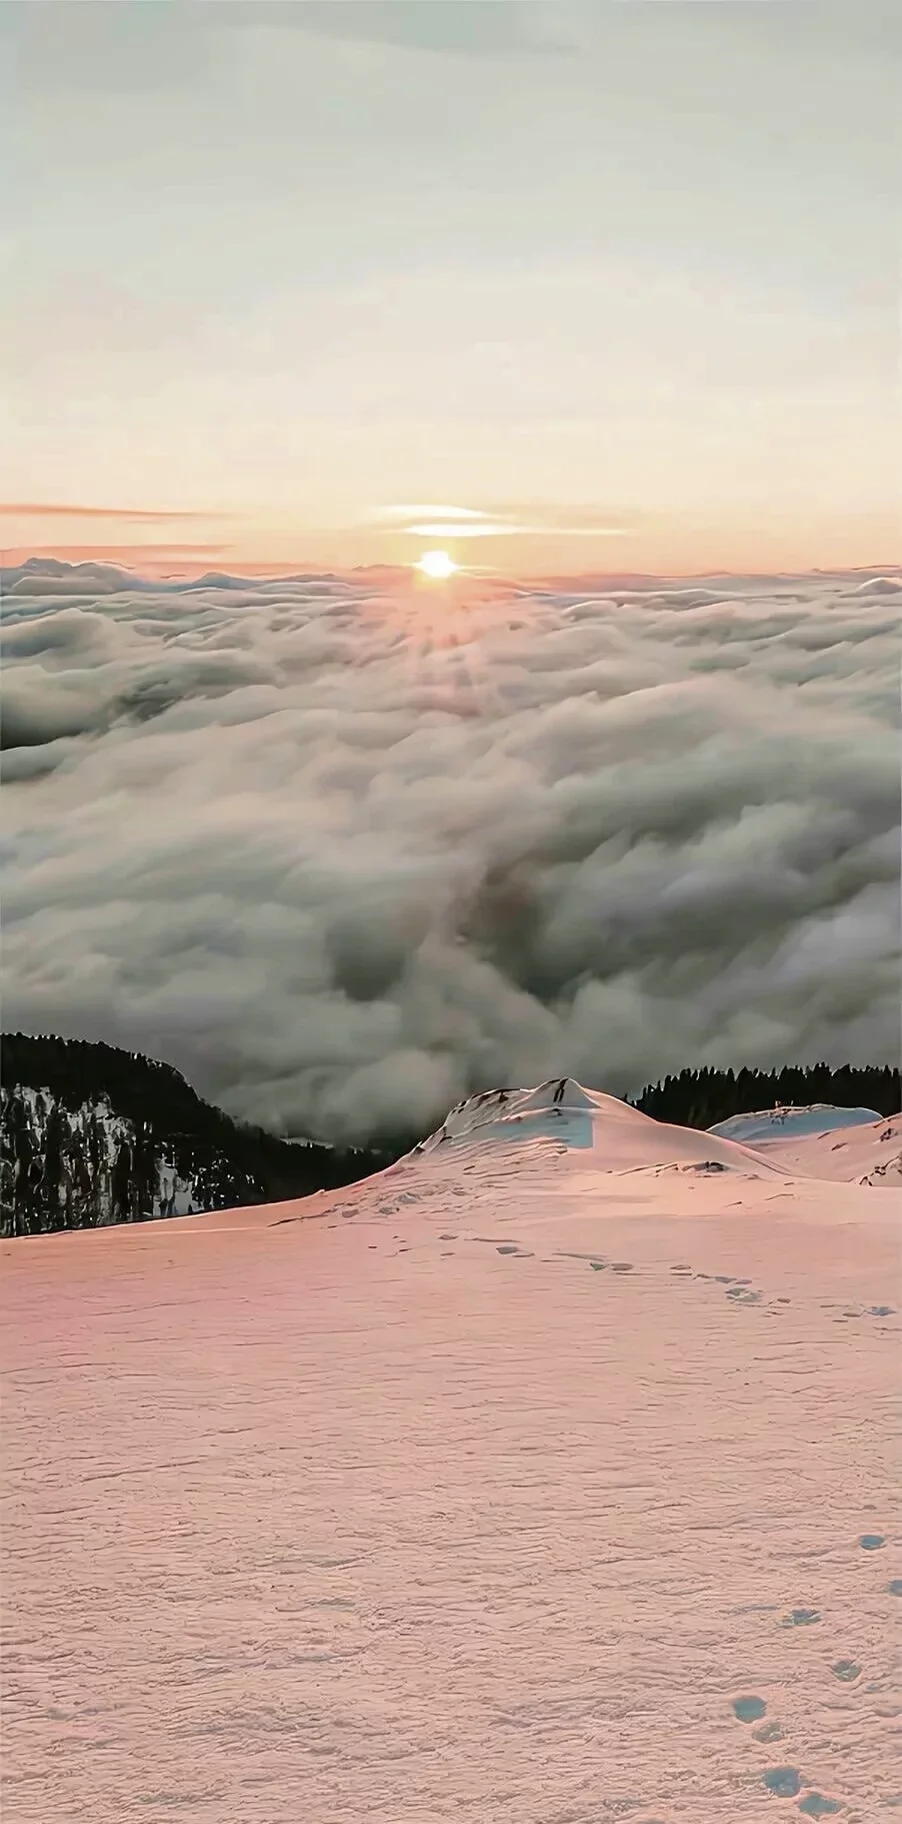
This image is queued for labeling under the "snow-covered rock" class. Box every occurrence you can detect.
[0,1084,255,1233]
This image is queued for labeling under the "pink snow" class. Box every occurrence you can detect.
[2,1085,898,1822]
[761,1112,902,1186]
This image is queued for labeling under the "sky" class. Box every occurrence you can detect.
[2,0,900,578]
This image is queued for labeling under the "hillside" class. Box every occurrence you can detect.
[3,1073,896,1821]
[0,1033,393,1237]
[2,1035,898,1237]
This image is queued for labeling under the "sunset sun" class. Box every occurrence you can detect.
[416,549,457,580]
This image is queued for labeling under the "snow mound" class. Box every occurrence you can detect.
[710,1104,882,1145]
[413,1078,787,1179]
[417,1079,599,1151]
[758,1113,902,1186]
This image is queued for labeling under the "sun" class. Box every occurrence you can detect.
[416,549,458,580]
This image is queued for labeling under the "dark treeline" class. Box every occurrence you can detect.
[630,1063,899,1131]
[1,1033,396,1236]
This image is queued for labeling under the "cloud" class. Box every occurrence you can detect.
[1,1,213,95]
[0,504,226,522]
[853,575,902,595]
[240,1,572,59]
[1,549,232,584]
[374,502,636,542]
[405,524,625,542]
[374,505,492,523]
[0,564,897,1143]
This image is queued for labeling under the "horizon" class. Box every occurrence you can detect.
[4,551,902,587]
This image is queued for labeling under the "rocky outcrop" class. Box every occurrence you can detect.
[0,1033,393,1237]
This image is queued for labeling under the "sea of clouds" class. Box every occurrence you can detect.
[1,559,899,1142]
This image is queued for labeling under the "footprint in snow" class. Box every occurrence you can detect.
[831,1660,861,1682]
[732,1695,767,1723]
[753,1719,784,1743]
[763,1767,802,1799]
[798,1797,843,1818]
[780,1608,821,1628]
[859,1534,886,1551]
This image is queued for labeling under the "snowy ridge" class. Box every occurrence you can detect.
[709,1103,882,1145]
[705,1103,902,1186]
[757,1111,902,1187]
[411,1077,790,1180]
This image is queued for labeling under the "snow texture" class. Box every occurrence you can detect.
[1,1081,898,1823]
[760,1113,902,1190]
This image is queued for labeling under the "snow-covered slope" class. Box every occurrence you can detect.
[707,1103,902,1185]
[709,1103,882,1145]
[2,1080,898,1823]
[761,1113,902,1186]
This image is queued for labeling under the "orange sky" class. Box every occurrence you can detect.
[2,501,899,582]
[5,6,899,586]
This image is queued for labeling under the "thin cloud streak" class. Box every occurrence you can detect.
[0,504,228,522]
[405,523,627,540]
[375,505,490,523]
[376,501,634,544]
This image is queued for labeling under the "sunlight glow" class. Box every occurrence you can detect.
[416,549,458,580]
